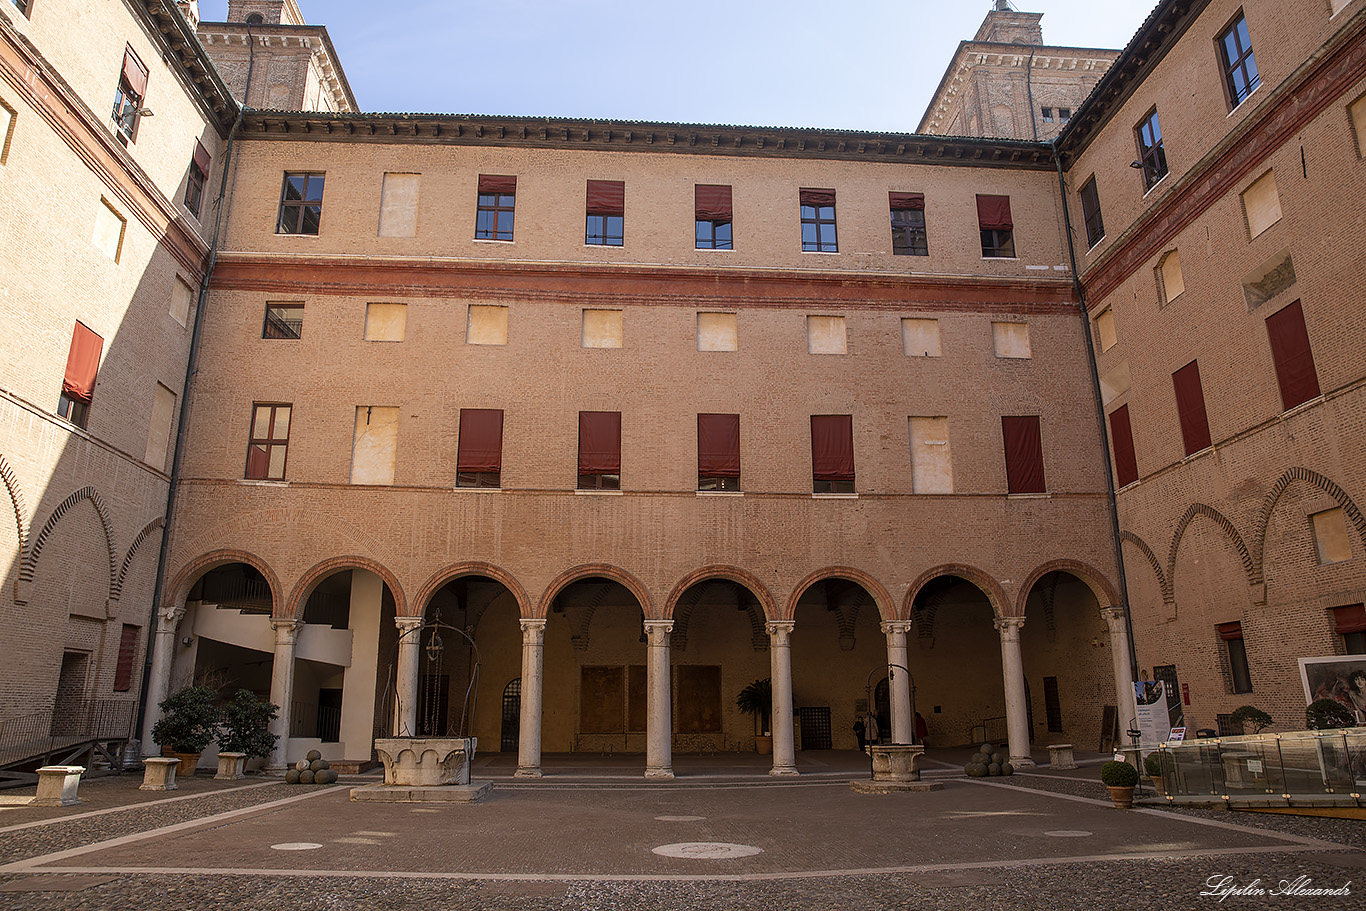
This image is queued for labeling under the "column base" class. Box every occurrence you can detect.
[514,767,543,779]
[1010,757,1037,769]
[644,767,675,780]
[769,765,799,777]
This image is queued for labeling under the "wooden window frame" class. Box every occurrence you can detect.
[245,403,291,480]
[1218,11,1259,108]
[263,302,303,339]
[891,207,928,256]
[1135,109,1168,191]
[277,172,325,235]
[475,190,515,241]
[1080,176,1105,248]
[800,203,838,253]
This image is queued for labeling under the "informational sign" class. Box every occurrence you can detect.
[1135,681,1171,744]
[1298,656,1366,724]
[1168,727,1186,742]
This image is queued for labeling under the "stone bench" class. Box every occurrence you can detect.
[140,757,180,791]
[1048,743,1077,770]
[33,765,84,807]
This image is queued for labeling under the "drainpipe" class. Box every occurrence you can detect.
[1050,139,1142,709]
[1025,47,1039,141]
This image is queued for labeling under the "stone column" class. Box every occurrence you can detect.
[994,616,1035,768]
[643,620,674,780]
[882,620,914,744]
[767,620,798,776]
[267,619,303,772]
[394,617,424,737]
[1101,606,1139,738]
[516,618,547,778]
[140,605,185,756]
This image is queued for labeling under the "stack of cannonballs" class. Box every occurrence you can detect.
[284,750,339,784]
[963,742,1014,777]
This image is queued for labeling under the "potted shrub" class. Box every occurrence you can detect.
[1227,705,1272,735]
[1101,758,1139,808]
[151,685,220,776]
[736,678,773,754]
[217,689,279,778]
[1143,749,1173,795]
[1306,698,1354,730]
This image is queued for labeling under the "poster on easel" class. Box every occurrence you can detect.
[1135,681,1171,744]
[1299,656,1366,724]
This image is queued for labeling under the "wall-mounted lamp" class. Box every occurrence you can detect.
[180,636,194,647]
[1129,160,1143,169]
[135,108,155,118]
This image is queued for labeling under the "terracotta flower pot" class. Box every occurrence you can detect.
[1106,785,1135,809]
[1149,775,1166,796]
[162,748,201,777]
[754,734,773,755]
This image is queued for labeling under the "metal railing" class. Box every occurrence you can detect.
[0,700,135,770]
[969,716,1009,746]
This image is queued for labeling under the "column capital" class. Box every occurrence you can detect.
[993,615,1026,638]
[765,620,795,647]
[880,620,914,637]
[270,617,303,643]
[643,620,673,646]
[1099,605,1128,626]
[520,617,547,643]
[157,605,187,629]
[395,616,424,631]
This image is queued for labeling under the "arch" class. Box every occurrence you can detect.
[113,517,165,603]
[1254,467,1366,569]
[664,565,779,622]
[285,555,407,620]
[902,563,1009,620]
[1120,530,1170,603]
[1168,503,1259,593]
[1014,559,1119,617]
[415,561,532,621]
[784,566,894,623]
[0,454,28,571]
[21,485,116,601]
[534,563,655,620]
[162,548,283,614]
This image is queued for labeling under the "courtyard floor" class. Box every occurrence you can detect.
[0,748,1361,909]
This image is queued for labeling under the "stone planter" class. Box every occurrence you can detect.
[33,765,84,807]
[870,744,925,782]
[1106,785,1136,809]
[215,752,248,780]
[163,749,201,777]
[373,737,476,787]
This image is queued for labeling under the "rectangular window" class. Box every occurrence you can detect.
[113,624,139,692]
[1158,250,1185,303]
[695,184,732,250]
[263,302,303,339]
[1218,622,1252,694]
[1001,415,1046,494]
[799,188,837,252]
[1219,12,1259,107]
[1241,170,1281,238]
[277,172,324,235]
[185,140,210,218]
[582,309,623,348]
[457,408,504,488]
[245,403,290,480]
[1351,93,1366,158]
[58,321,103,429]
[1311,508,1352,564]
[585,179,624,246]
[1080,176,1104,248]
[578,411,621,489]
[908,416,952,494]
[697,312,737,352]
[811,414,854,493]
[350,406,399,486]
[475,174,515,241]
[976,194,1014,257]
[1332,605,1365,655]
[1041,107,1054,123]
[889,192,927,256]
[11,1,32,19]
[1108,404,1139,488]
[0,97,14,165]
[902,318,941,357]
[170,276,193,328]
[1172,360,1212,455]
[144,382,176,470]
[467,304,509,346]
[1059,108,1072,123]
[378,173,420,238]
[1095,308,1117,352]
[1136,110,1168,191]
[91,199,126,262]
[111,45,148,144]
[992,321,1031,358]
[807,315,847,355]
[364,303,407,342]
[1265,299,1320,410]
[698,413,740,491]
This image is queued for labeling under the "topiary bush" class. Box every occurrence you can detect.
[1100,759,1139,788]
[1306,698,1355,730]
[1228,704,1272,734]
[217,689,279,759]
[151,686,220,754]
[1143,750,1173,777]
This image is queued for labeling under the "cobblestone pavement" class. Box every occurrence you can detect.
[0,752,1361,910]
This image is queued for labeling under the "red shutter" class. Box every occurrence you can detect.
[1172,360,1212,455]
[810,415,854,481]
[62,322,104,403]
[1265,300,1320,410]
[192,139,211,174]
[457,409,504,472]
[1108,405,1139,488]
[122,46,149,97]
[889,191,925,210]
[1332,604,1366,635]
[694,184,733,220]
[578,411,621,473]
[586,180,624,215]
[1217,621,1244,641]
[799,188,836,207]
[478,174,516,194]
[1001,415,1046,494]
[976,194,1013,230]
[113,624,139,692]
[697,413,740,477]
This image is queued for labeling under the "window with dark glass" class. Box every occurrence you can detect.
[1265,299,1320,410]
[578,411,620,489]
[698,413,740,491]
[800,188,837,252]
[263,303,303,339]
[976,194,1015,258]
[1136,110,1167,191]
[111,46,148,145]
[457,408,503,488]
[12,0,31,19]
[586,179,624,246]
[475,174,515,241]
[277,172,325,235]
[1080,176,1104,248]
[58,321,102,429]
[1059,108,1072,122]
[890,192,927,256]
[695,184,732,250]
[185,140,210,218]
[1041,107,1054,123]
[811,414,854,493]
[1218,622,1252,694]
[245,403,291,480]
[1333,605,1366,655]
[1219,13,1259,106]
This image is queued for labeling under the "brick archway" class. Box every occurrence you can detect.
[1013,559,1119,616]
[664,565,779,621]
[414,561,532,620]
[284,556,407,620]
[163,548,283,614]
[902,563,1009,620]
[534,564,655,620]
[783,566,894,623]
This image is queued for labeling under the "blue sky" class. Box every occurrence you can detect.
[197,1,1154,132]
